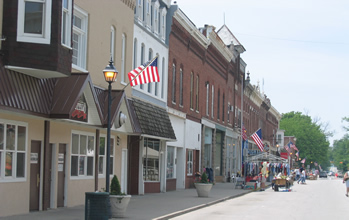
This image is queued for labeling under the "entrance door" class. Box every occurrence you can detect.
[57,144,66,207]
[30,141,41,211]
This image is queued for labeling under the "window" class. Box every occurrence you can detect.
[167,146,175,179]
[171,63,176,103]
[161,13,166,40]
[98,136,115,176]
[211,85,214,118]
[72,6,88,71]
[147,49,152,93]
[190,72,193,109]
[17,0,52,44]
[222,94,225,122]
[0,121,27,181]
[133,39,138,69]
[217,89,220,120]
[155,53,159,96]
[204,144,211,168]
[196,75,199,111]
[161,57,165,99]
[140,44,145,90]
[121,34,127,83]
[110,26,115,62]
[187,150,193,176]
[62,0,72,47]
[154,7,158,34]
[179,68,183,106]
[206,83,209,116]
[137,0,143,21]
[143,138,160,181]
[71,132,94,177]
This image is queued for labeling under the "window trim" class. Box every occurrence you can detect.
[72,5,88,72]
[17,0,52,44]
[61,0,72,48]
[0,120,28,182]
[98,135,115,177]
[70,131,95,179]
[187,150,193,176]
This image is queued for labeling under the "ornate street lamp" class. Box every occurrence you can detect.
[103,59,118,192]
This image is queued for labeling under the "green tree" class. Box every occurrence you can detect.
[332,135,349,172]
[280,112,330,169]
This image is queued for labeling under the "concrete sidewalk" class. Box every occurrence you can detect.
[0,182,266,220]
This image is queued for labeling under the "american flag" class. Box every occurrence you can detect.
[296,151,299,160]
[284,144,291,153]
[251,128,264,152]
[301,158,306,164]
[290,141,299,151]
[242,124,248,141]
[128,57,159,86]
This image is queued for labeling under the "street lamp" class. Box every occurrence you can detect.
[103,59,118,192]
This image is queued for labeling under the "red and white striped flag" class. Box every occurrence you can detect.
[128,57,159,86]
[291,143,299,151]
[284,144,291,153]
[251,128,264,152]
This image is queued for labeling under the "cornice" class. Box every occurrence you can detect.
[121,0,136,10]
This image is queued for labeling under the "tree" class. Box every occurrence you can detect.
[332,135,349,172]
[280,112,330,169]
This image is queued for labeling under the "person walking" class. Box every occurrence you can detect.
[343,169,349,197]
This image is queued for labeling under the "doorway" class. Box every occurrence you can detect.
[30,141,41,211]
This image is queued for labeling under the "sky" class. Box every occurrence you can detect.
[175,0,349,146]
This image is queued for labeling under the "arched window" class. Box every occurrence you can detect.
[171,63,176,103]
[121,33,126,83]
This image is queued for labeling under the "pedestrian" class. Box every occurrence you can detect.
[343,169,349,197]
[296,168,300,181]
[298,169,306,184]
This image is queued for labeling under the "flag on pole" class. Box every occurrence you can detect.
[289,141,299,151]
[301,158,306,164]
[242,124,248,141]
[284,144,291,153]
[296,151,299,161]
[128,57,159,86]
[251,128,264,152]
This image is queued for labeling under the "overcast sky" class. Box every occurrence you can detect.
[175,0,349,146]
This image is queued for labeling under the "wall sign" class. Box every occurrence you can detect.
[31,153,38,164]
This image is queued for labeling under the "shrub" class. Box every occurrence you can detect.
[200,172,209,184]
[110,175,122,195]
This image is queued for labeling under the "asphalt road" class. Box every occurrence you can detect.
[171,177,348,220]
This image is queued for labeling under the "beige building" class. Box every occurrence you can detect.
[0,0,136,217]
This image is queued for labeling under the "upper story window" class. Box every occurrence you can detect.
[17,0,52,44]
[0,120,27,182]
[161,57,165,99]
[171,63,176,103]
[121,33,127,83]
[136,0,143,21]
[190,72,193,110]
[71,132,94,178]
[160,10,166,41]
[179,68,183,106]
[195,75,199,111]
[154,8,158,34]
[222,94,225,122]
[211,85,214,118]
[133,39,137,69]
[62,0,72,47]
[72,6,88,72]
[140,44,145,90]
[155,53,159,96]
[217,89,220,120]
[110,26,115,62]
[206,83,209,116]
[144,0,151,28]
[147,49,153,93]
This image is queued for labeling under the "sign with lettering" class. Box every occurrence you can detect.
[58,153,64,163]
[71,95,88,122]
[31,153,38,164]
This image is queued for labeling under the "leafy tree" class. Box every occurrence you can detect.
[280,112,330,169]
[332,135,349,172]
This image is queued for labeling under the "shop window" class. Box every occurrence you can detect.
[71,132,94,178]
[98,136,115,176]
[0,121,27,181]
[167,146,175,179]
[143,138,160,181]
[187,150,193,176]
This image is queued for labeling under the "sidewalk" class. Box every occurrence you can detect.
[0,182,268,220]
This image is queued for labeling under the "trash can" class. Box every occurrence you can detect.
[85,192,110,220]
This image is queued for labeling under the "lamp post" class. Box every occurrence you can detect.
[103,59,118,192]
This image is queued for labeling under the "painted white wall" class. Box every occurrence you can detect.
[176,147,185,189]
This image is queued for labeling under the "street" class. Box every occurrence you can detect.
[171,177,348,220]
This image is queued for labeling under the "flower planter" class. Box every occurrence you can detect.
[110,195,131,218]
[194,183,213,197]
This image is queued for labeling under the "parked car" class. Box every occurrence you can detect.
[319,171,327,178]
[337,172,344,178]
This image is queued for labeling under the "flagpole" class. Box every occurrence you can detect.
[122,55,159,91]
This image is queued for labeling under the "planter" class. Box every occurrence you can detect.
[110,195,131,218]
[194,183,213,197]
